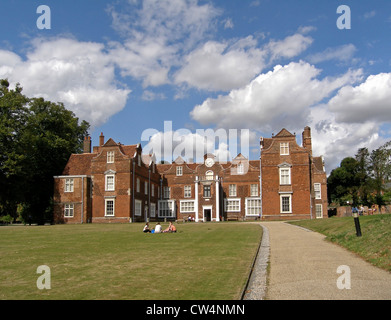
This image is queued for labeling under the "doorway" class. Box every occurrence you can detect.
[204,209,212,221]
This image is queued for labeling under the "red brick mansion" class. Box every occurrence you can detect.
[53,127,327,223]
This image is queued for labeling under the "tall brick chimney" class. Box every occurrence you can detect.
[302,126,312,155]
[99,132,105,147]
[83,136,91,153]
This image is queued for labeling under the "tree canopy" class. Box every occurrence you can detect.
[328,142,391,208]
[0,79,89,224]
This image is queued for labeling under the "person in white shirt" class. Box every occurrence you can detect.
[143,222,151,233]
[154,222,162,233]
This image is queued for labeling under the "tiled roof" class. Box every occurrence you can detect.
[119,144,138,157]
[62,153,96,175]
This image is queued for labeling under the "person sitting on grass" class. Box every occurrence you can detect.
[154,222,162,233]
[143,222,151,233]
[162,221,177,233]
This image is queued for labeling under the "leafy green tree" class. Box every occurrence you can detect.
[368,142,391,211]
[0,80,29,217]
[327,157,360,206]
[0,79,89,223]
[355,147,371,206]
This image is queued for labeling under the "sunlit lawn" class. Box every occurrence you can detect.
[0,222,262,300]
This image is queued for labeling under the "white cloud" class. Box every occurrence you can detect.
[175,30,315,92]
[190,61,363,131]
[107,0,221,87]
[0,38,130,128]
[266,33,313,61]
[175,36,266,91]
[223,18,234,29]
[142,90,167,101]
[363,10,376,20]
[307,44,357,64]
[309,105,385,173]
[328,72,391,123]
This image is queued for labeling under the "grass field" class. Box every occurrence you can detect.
[290,214,391,273]
[0,222,262,300]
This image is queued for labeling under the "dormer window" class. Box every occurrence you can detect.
[280,142,289,155]
[107,151,114,163]
[176,166,183,176]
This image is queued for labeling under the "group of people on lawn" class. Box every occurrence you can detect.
[143,221,176,234]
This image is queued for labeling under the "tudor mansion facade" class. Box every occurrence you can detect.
[53,127,328,223]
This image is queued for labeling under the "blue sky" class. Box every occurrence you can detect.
[1,0,391,172]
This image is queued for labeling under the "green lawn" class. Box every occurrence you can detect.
[0,222,262,300]
[289,214,391,272]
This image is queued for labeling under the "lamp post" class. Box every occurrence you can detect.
[352,208,362,237]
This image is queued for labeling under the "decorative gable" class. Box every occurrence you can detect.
[274,128,295,138]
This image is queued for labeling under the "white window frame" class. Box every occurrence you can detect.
[184,185,191,198]
[151,184,155,197]
[237,163,244,174]
[280,142,289,155]
[105,198,115,217]
[64,204,74,217]
[135,199,142,216]
[65,178,74,192]
[150,203,156,218]
[163,187,170,199]
[107,151,114,163]
[225,198,241,212]
[280,194,292,214]
[229,184,237,197]
[203,185,211,198]
[279,168,291,185]
[245,198,262,216]
[105,174,115,191]
[158,200,175,218]
[314,183,321,199]
[176,166,183,176]
[180,200,195,213]
[250,184,258,197]
[316,204,323,219]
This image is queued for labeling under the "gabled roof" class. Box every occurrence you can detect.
[103,138,118,147]
[274,128,295,138]
[232,153,248,161]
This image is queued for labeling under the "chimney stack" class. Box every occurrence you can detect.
[99,132,105,147]
[302,126,312,155]
[83,136,92,153]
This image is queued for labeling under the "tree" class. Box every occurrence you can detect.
[327,157,360,206]
[328,142,391,210]
[0,79,89,223]
[0,80,29,216]
[368,142,391,211]
[355,147,371,206]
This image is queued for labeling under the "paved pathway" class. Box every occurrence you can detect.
[245,221,391,300]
